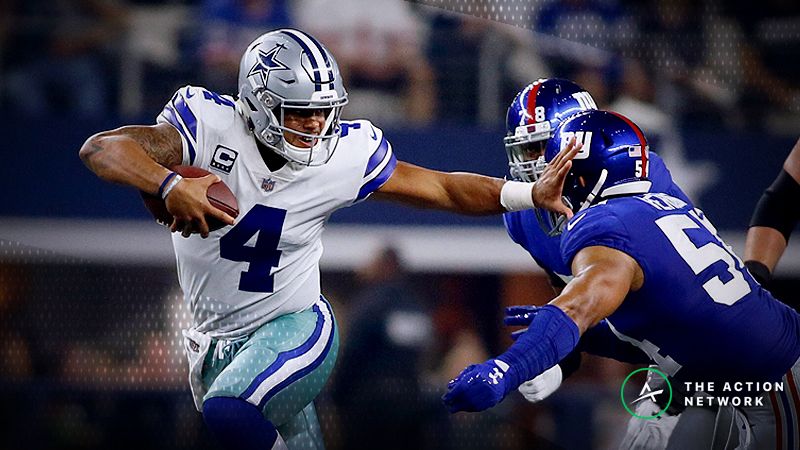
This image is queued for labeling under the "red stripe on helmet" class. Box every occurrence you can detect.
[609,111,648,177]
[525,81,543,125]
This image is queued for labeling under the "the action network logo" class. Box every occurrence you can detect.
[620,367,673,420]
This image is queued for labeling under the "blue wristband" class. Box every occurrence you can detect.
[498,304,580,392]
[158,172,177,198]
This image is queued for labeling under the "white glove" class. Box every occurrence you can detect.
[517,364,563,403]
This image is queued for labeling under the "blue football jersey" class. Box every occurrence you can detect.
[561,192,800,383]
[503,152,690,285]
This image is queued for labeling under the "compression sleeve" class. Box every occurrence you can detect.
[750,169,800,242]
[498,305,580,392]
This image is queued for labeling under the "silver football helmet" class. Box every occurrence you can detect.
[238,28,348,166]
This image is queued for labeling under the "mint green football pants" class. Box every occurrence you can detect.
[201,297,339,449]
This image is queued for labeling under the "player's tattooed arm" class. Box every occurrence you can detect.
[79,123,182,195]
[117,124,183,167]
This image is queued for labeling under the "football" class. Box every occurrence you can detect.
[141,166,239,231]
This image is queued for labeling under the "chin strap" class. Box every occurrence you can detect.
[576,169,608,213]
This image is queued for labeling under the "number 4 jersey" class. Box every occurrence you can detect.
[157,86,396,338]
[561,192,800,383]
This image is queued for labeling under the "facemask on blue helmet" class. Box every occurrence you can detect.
[504,78,597,182]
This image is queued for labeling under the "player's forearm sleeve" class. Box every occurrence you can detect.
[497,305,580,392]
[750,169,800,242]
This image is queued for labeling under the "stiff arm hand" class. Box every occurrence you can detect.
[532,137,581,218]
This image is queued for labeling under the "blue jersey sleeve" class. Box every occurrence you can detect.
[648,152,691,205]
[560,205,641,270]
[503,210,572,285]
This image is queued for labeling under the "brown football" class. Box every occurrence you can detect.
[141,166,239,231]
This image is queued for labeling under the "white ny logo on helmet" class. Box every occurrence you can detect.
[561,131,593,159]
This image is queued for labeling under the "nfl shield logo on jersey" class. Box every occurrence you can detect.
[262,178,276,192]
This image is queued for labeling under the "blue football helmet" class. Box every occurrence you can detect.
[539,110,653,234]
[504,78,597,182]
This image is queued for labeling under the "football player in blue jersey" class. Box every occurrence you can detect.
[79,29,580,450]
[502,79,692,449]
[444,109,800,449]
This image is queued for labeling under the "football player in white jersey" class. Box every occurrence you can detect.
[79,28,578,450]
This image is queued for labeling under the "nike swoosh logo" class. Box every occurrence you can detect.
[566,213,587,231]
[185,89,195,98]
[276,77,296,84]
[370,126,378,140]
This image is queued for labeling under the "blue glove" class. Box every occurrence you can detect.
[441,359,511,413]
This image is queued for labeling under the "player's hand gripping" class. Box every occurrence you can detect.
[442,359,511,413]
[532,137,582,219]
[165,174,235,238]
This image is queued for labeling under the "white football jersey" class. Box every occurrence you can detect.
[157,85,396,338]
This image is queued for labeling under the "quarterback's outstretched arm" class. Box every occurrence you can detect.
[79,124,235,237]
[442,245,641,413]
[372,139,580,216]
[744,137,800,285]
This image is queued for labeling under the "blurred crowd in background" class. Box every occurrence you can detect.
[2,0,800,133]
[2,0,800,449]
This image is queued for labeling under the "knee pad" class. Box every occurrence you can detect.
[203,397,279,450]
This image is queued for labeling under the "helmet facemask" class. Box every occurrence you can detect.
[504,122,552,182]
[243,86,347,166]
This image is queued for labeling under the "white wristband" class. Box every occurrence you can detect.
[500,181,536,211]
[162,174,184,200]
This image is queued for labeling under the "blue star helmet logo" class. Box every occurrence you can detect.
[248,43,290,85]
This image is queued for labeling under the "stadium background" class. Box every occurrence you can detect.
[1,0,799,448]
